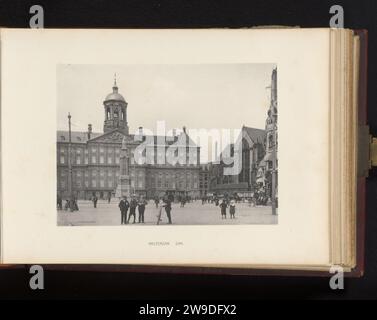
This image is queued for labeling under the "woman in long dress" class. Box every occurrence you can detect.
[229,199,236,219]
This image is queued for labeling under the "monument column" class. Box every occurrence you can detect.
[115,136,131,198]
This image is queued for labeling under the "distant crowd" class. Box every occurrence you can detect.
[57,188,277,224]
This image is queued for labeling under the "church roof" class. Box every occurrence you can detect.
[243,126,266,143]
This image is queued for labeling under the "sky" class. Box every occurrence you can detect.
[57,63,275,133]
[57,64,276,162]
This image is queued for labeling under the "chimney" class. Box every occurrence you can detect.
[183,126,186,134]
[88,124,92,140]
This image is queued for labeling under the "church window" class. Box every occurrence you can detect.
[106,107,111,120]
[268,134,274,149]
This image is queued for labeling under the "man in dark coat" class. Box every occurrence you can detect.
[138,196,147,223]
[128,196,138,224]
[164,198,172,224]
[220,199,227,219]
[118,196,130,225]
[92,194,98,208]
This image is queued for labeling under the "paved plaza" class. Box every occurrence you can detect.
[57,200,278,226]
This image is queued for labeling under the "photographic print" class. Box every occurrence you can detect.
[56,64,278,226]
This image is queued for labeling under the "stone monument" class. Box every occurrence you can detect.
[115,136,131,198]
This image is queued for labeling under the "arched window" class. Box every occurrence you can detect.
[106,107,111,120]
[269,134,274,149]
[114,109,119,118]
[121,110,125,121]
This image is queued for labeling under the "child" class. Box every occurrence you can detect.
[229,199,236,219]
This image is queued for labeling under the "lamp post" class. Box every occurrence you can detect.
[67,113,74,212]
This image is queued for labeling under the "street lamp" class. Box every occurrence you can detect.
[67,112,74,212]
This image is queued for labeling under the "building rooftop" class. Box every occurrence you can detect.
[243,126,266,143]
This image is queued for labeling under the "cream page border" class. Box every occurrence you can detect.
[1,29,330,265]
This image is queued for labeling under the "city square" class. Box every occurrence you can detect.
[57,64,278,226]
[57,200,277,226]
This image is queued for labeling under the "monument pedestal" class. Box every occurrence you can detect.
[115,174,131,198]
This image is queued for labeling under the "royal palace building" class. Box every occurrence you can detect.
[57,79,200,200]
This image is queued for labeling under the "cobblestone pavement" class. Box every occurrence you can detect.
[57,200,278,226]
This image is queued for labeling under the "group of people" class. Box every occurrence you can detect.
[57,195,79,212]
[218,198,236,219]
[118,195,148,224]
[119,195,173,225]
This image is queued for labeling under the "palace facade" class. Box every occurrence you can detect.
[57,79,200,200]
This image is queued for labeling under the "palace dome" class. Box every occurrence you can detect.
[104,76,126,103]
[105,91,126,102]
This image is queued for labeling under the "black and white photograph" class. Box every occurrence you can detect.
[56,64,278,226]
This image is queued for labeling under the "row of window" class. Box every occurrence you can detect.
[59,169,199,190]
[58,146,199,166]
[59,178,198,190]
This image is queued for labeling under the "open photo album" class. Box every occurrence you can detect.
[0,28,368,275]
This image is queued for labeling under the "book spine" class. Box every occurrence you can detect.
[0,28,3,264]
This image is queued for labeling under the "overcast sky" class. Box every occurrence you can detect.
[57,64,276,136]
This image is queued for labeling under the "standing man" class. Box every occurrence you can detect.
[118,196,129,225]
[164,197,172,224]
[107,193,111,204]
[92,194,98,208]
[138,196,147,223]
[220,199,227,219]
[128,195,138,224]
